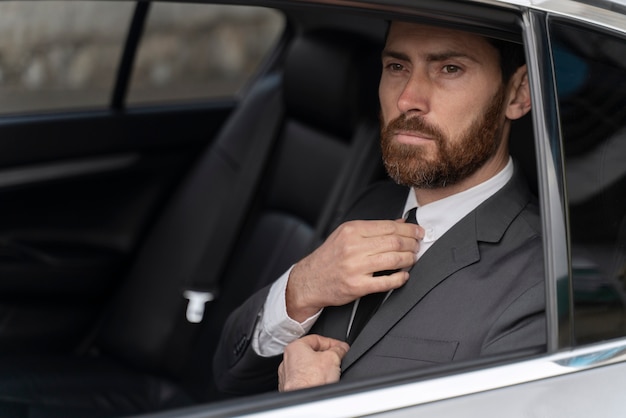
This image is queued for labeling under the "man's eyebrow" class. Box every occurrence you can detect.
[382,49,478,63]
[381,49,410,61]
[425,51,477,63]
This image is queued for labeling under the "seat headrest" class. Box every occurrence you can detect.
[284,30,381,139]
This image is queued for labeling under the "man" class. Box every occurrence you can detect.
[214,20,544,394]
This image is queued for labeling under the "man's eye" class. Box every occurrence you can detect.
[443,65,460,73]
[387,63,404,71]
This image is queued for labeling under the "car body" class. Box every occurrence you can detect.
[0,0,625,417]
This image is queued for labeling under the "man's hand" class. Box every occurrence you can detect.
[287,219,422,321]
[278,334,350,392]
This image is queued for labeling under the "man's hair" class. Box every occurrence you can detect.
[383,21,526,84]
[487,38,526,84]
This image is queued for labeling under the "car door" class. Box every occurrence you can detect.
[0,1,285,354]
[153,0,626,416]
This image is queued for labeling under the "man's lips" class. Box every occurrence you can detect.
[394,130,435,144]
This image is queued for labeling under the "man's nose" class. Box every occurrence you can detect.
[397,71,430,116]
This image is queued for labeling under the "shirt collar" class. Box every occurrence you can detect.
[403,157,514,244]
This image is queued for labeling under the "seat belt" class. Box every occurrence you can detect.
[308,118,381,250]
[183,78,285,323]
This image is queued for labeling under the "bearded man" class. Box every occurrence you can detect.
[214,21,545,394]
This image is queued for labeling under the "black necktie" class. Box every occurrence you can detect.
[346,207,418,344]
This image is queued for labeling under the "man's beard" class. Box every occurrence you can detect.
[380,87,507,189]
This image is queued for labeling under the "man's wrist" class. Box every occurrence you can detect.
[285,262,322,322]
[252,267,322,357]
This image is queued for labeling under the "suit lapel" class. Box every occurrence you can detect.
[311,303,352,341]
[341,212,480,371]
[340,169,532,371]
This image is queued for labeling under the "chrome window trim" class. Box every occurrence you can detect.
[505,0,626,32]
[217,338,626,418]
[522,10,572,350]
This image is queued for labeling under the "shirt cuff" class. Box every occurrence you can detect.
[252,266,323,357]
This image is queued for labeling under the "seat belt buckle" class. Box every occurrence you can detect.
[183,290,216,323]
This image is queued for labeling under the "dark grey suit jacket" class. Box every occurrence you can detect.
[213,169,546,394]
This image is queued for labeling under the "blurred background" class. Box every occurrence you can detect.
[0,1,284,114]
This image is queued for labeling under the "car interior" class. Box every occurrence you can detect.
[0,2,540,417]
[0,6,389,417]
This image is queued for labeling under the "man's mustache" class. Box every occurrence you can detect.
[382,114,443,141]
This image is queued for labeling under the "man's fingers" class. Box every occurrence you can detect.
[349,219,421,240]
[299,334,350,353]
[365,269,411,293]
[285,218,423,316]
[341,220,421,262]
[279,335,349,392]
[298,334,330,351]
[364,233,420,256]
[329,342,350,359]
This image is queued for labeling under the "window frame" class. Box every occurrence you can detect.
[523,8,573,352]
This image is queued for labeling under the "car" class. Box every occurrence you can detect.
[0,0,625,417]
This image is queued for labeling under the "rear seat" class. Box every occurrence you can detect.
[184,30,385,401]
[0,29,385,416]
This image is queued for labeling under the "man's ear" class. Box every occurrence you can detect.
[505,64,532,121]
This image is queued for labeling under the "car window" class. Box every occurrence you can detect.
[550,20,626,344]
[126,3,285,105]
[0,1,133,115]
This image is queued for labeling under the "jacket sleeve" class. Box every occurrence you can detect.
[212,181,408,396]
[480,221,547,357]
[481,279,546,357]
[480,193,547,358]
[212,284,282,396]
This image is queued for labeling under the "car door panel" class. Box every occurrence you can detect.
[0,104,233,353]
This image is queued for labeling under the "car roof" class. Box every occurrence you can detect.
[231,0,626,42]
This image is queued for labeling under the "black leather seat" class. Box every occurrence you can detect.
[0,29,384,417]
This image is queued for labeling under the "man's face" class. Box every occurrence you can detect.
[379,22,509,189]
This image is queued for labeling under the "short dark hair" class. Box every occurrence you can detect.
[487,38,526,83]
[383,21,526,84]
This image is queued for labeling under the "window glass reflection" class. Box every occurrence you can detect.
[552,22,626,343]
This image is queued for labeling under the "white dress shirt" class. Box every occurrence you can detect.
[252,158,514,356]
